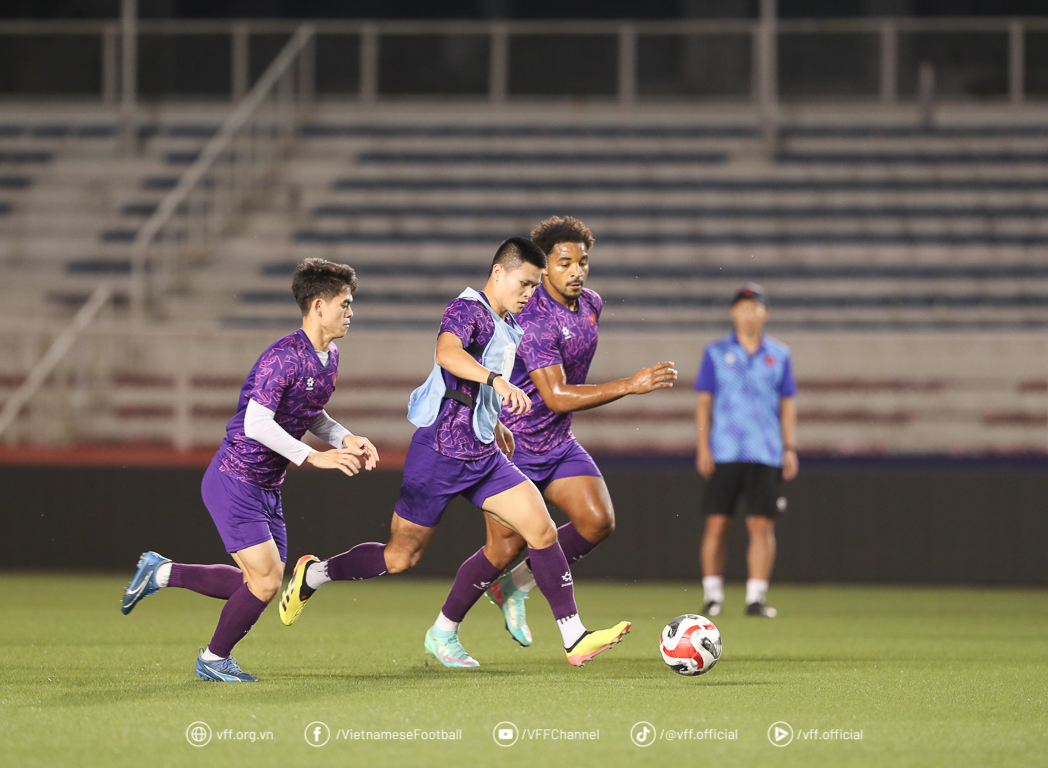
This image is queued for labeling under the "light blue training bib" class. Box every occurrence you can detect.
[406,288,524,444]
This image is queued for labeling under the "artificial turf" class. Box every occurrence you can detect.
[1,575,1045,768]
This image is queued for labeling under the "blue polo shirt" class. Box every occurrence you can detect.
[695,332,797,467]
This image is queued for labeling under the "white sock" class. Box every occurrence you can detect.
[702,575,724,604]
[305,561,330,590]
[510,560,536,592]
[201,647,225,661]
[746,579,769,605]
[154,562,172,588]
[557,613,586,648]
[434,611,460,633]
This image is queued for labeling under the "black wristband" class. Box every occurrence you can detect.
[486,370,501,386]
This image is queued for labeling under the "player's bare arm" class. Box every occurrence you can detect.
[781,396,799,481]
[695,391,715,478]
[435,330,531,415]
[529,360,677,415]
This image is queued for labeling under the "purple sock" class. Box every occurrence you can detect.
[556,522,599,564]
[440,548,503,623]
[208,582,268,658]
[528,542,578,621]
[523,523,600,574]
[327,542,388,581]
[169,563,243,600]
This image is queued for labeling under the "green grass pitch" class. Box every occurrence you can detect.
[2,575,1045,768]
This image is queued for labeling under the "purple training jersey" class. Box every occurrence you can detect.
[412,294,521,461]
[502,283,602,454]
[215,328,339,490]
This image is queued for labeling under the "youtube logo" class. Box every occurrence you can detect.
[768,721,794,746]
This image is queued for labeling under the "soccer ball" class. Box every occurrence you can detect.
[659,614,722,676]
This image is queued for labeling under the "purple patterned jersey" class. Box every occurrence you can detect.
[412,294,521,460]
[215,329,338,490]
[502,283,602,454]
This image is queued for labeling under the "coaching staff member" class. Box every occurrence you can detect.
[695,283,797,618]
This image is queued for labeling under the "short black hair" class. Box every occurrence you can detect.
[291,258,358,315]
[490,236,547,275]
[530,215,595,255]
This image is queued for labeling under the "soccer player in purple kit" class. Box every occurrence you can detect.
[120,258,378,682]
[440,216,679,651]
[279,237,632,668]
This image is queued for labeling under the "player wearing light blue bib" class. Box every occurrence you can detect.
[437,216,678,650]
[277,237,632,669]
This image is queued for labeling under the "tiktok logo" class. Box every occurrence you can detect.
[304,721,330,746]
[631,722,656,747]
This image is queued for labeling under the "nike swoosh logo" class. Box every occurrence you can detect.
[125,575,149,601]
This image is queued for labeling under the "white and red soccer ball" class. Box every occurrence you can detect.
[659,614,722,676]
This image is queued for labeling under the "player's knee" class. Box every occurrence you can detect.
[747,515,774,536]
[486,537,523,570]
[704,514,730,537]
[581,507,615,542]
[248,574,281,602]
[530,521,558,549]
[384,548,419,574]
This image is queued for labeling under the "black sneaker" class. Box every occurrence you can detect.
[745,602,777,618]
[702,600,722,617]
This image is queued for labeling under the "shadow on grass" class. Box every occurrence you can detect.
[34,667,785,711]
[278,668,518,682]
[727,656,937,663]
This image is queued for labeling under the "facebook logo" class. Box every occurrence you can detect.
[304,721,330,747]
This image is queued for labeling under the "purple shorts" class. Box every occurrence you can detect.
[394,439,530,528]
[510,438,603,493]
[201,458,288,562]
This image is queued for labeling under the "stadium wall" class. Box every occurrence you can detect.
[3,462,1045,585]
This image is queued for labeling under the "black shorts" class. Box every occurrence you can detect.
[702,462,785,519]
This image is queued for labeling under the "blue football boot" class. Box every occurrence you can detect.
[195,648,259,682]
[121,551,170,615]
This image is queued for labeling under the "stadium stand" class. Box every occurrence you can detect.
[1,101,1046,456]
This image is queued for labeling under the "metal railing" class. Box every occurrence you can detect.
[0,320,1045,453]
[2,16,1048,104]
[0,25,315,440]
[128,23,315,321]
[0,284,113,442]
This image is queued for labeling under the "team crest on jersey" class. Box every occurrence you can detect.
[306,377,315,391]
[589,313,596,325]
[725,352,736,365]
[765,355,776,366]
[562,327,573,340]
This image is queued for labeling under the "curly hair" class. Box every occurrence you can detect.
[530,216,595,256]
[291,258,358,314]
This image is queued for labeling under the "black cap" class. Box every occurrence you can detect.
[732,282,769,307]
